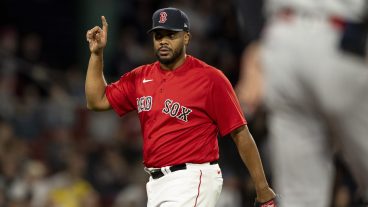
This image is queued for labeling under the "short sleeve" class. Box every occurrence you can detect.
[206,70,247,136]
[105,71,137,116]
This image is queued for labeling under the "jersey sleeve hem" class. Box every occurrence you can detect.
[220,121,247,137]
[105,86,125,117]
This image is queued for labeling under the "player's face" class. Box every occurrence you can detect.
[153,30,189,65]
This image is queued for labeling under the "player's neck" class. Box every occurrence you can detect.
[160,54,187,71]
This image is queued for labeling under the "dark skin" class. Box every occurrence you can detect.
[85,16,276,203]
[231,125,276,202]
[152,29,190,70]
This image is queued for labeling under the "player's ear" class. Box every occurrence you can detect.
[184,32,190,45]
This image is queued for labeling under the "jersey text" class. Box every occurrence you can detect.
[162,99,192,122]
[137,96,153,113]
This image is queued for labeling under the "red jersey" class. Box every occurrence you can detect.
[106,55,246,167]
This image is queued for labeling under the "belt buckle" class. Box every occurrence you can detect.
[149,168,162,175]
[144,167,160,175]
[146,167,166,179]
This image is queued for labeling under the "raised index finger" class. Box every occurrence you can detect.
[101,16,108,34]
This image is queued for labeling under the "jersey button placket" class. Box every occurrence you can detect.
[156,76,166,106]
[160,78,166,93]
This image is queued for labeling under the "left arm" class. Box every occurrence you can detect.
[230,124,276,203]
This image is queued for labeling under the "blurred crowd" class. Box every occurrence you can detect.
[0,23,146,206]
[0,0,362,207]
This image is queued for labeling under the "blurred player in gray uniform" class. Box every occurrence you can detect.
[237,0,368,206]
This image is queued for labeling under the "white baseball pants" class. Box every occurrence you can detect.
[146,163,223,207]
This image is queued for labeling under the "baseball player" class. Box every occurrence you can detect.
[85,7,277,207]
[237,0,368,206]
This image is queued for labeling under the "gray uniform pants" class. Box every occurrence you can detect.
[261,15,368,207]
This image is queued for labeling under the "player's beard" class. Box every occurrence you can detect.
[155,45,184,66]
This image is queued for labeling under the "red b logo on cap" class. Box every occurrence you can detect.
[159,11,167,23]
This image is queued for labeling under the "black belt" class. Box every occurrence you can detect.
[149,160,218,179]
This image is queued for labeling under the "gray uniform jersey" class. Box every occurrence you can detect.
[266,0,366,21]
[261,0,368,206]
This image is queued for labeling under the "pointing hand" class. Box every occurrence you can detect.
[86,16,108,54]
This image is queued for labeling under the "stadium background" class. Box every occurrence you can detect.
[0,0,356,206]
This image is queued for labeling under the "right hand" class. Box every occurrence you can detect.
[254,194,279,207]
[86,16,108,55]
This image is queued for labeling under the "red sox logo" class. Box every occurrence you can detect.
[159,11,167,23]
